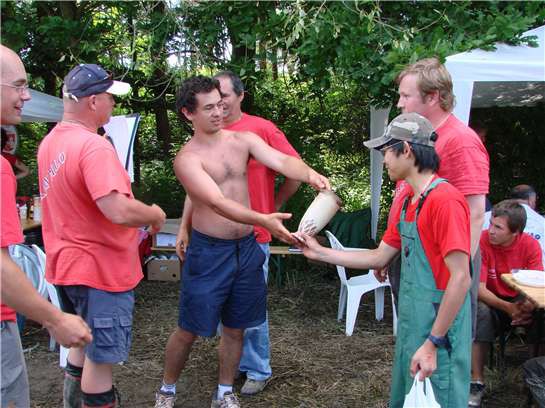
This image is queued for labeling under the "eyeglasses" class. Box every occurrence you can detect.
[379,141,405,155]
[1,83,30,95]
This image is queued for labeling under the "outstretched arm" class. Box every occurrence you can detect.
[244,133,330,191]
[175,152,295,243]
[294,233,399,270]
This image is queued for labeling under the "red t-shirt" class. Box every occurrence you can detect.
[382,179,471,290]
[388,114,489,228]
[1,156,24,321]
[38,122,142,292]
[224,113,300,243]
[480,230,543,298]
[1,152,18,167]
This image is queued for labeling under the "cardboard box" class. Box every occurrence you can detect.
[147,259,181,281]
[152,218,181,249]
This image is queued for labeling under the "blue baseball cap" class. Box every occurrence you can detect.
[63,64,130,100]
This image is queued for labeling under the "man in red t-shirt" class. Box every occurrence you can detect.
[38,63,166,408]
[470,200,543,407]
[296,113,472,408]
[0,45,92,407]
[1,127,30,179]
[173,72,301,397]
[382,58,489,342]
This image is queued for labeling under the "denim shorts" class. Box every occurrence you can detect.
[56,285,134,364]
[179,229,267,337]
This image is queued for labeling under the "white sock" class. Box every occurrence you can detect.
[160,381,176,395]
[217,384,233,399]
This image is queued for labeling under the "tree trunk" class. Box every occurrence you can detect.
[272,46,279,81]
[58,1,77,20]
[152,86,171,158]
[230,39,256,113]
[149,1,172,157]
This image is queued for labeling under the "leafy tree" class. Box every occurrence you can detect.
[2,0,543,220]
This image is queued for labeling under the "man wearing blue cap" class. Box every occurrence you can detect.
[38,63,166,408]
[1,45,93,408]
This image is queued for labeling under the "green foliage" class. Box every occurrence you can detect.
[13,122,48,196]
[133,159,184,218]
[275,1,544,106]
[248,73,374,232]
[2,0,543,229]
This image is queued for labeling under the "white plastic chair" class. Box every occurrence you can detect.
[31,245,69,367]
[325,231,397,336]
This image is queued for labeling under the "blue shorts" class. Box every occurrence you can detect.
[56,285,134,364]
[179,229,267,337]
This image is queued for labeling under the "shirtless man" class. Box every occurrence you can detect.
[154,76,329,408]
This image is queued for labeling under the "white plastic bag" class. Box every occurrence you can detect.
[403,372,441,408]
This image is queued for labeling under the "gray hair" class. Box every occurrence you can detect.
[213,70,244,96]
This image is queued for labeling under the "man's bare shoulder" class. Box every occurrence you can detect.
[174,142,201,168]
[227,129,260,144]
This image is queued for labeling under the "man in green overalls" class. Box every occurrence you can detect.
[295,112,472,407]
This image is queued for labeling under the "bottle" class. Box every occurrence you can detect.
[32,196,41,222]
[19,204,27,220]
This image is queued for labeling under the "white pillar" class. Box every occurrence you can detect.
[450,80,474,125]
[369,106,391,240]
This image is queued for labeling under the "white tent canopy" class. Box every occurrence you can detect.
[17,91,138,177]
[21,89,63,123]
[369,25,545,239]
[446,25,545,125]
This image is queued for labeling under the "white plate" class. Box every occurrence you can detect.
[512,269,545,287]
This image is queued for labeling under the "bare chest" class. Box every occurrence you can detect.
[201,146,249,186]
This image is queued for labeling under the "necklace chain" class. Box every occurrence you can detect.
[410,174,435,204]
[63,119,86,126]
[418,174,435,198]
[63,119,94,132]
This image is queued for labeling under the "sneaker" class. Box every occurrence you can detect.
[240,378,269,396]
[468,381,485,407]
[155,391,176,408]
[211,391,240,408]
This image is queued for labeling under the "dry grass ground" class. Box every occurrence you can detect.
[24,262,531,407]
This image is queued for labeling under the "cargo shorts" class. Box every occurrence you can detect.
[57,285,134,364]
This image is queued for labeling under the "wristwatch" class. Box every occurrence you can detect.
[427,334,449,349]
